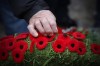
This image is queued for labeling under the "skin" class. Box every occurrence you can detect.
[27,10,58,37]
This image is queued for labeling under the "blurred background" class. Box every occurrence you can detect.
[0,0,100,38]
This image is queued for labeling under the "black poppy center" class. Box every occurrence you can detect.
[39,41,43,45]
[63,34,67,37]
[94,47,98,51]
[16,53,20,58]
[2,52,5,56]
[47,35,51,38]
[71,44,75,47]
[57,44,62,49]
[9,42,13,46]
[20,45,23,49]
[79,48,82,52]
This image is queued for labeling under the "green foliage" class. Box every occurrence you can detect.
[0,29,100,66]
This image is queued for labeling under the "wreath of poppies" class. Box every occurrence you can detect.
[0,27,100,66]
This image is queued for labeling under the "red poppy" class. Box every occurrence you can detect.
[0,40,6,49]
[14,40,28,53]
[15,33,29,40]
[57,34,71,46]
[5,38,15,51]
[72,32,86,40]
[29,33,41,42]
[45,34,56,42]
[29,33,35,41]
[38,32,44,37]
[30,40,35,53]
[57,26,63,34]
[11,49,24,63]
[0,48,9,60]
[76,41,86,55]
[91,44,100,55]
[36,37,48,50]
[66,27,77,35]
[0,35,14,41]
[0,35,14,49]
[67,39,79,52]
[52,39,66,53]
[57,34,70,40]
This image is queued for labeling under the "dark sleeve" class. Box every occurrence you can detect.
[9,0,49,22]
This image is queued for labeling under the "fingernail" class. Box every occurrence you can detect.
[56,27,58,31]
[34,33,38,37]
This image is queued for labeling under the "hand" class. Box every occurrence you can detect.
[27,10,58,37]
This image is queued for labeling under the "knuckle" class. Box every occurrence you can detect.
[29,19,35,24]
[35,21,40,25]
[41,18,46,23]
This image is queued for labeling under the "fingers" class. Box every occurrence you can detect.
[27,24,38,37]
[28,17,58,37]
[34,19,45,34]
[40,18,53,34]
[46,17,58,33]
[28,10,58,37]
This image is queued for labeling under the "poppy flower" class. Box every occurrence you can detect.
[0,40,6,49]
[11,49,24,63]
[15,33,29,40]
[0,48,9,60]
[45,34,56,42]
[67,39,79,52]
[91,44,100,55]
[57,34,70,40]
[52,39,66,53]
[0,35,14,41]
[57,34,71,45]
[57,27,63,34]
[5,38,14,51]
[14,40,28,53]
[66,27,77,35]
[30,40,35,53]
[29,33,35,41]
[36,37,48,50]
[76,41,86,55]
[38,32,44,37]
[29,33,41,42]
[72,32,86,40]
[0,35,14,49]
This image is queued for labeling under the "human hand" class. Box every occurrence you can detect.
[27,10,58,37]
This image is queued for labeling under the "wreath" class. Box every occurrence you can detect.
[0,27,100,66]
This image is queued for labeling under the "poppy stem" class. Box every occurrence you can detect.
[43,56,54,66]
[58,54,61,58]
[46,44,52,56]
